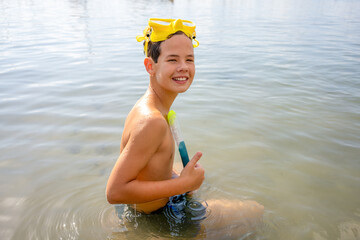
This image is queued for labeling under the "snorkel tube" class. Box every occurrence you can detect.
[167,110,190,167]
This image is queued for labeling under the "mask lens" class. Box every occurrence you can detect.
[183,21,195,27]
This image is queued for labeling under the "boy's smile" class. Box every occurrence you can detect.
[172,76,189,85]
[152,34,195,93]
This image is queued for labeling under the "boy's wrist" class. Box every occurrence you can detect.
[173,176,189,195]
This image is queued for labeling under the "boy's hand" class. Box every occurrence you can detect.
[180,152,205,192]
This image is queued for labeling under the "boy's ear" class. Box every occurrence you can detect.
[144,57,155,76]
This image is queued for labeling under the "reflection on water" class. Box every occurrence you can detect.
[1,0,360,239]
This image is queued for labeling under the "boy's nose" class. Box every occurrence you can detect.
[177,61,189,72]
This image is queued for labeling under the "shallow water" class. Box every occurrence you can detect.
[1,0,360,239]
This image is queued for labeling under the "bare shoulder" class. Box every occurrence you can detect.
[132,103,167,132]
[122,104,168,150]
[134,110,168,137]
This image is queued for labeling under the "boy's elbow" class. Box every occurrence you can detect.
[106,188,125,204]
[106,191,116,204]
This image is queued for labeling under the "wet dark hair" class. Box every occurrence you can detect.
[146,31,191,63]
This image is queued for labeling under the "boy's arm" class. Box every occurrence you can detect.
[106,116,204,204]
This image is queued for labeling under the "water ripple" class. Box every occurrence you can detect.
[1,0,360,239]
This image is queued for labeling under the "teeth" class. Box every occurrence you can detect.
[173,77,187,81]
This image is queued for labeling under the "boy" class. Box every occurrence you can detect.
[106,18,204,214]
[106,18,264,237]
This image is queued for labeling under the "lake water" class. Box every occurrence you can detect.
[1,0,360,239]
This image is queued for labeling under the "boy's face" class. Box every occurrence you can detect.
[152,34,195,94]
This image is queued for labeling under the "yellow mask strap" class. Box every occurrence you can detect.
[193,37,199,48]
[136,26,151,57]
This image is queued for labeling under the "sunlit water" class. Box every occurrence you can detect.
[1,0,360,239]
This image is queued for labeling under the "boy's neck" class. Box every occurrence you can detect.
[147,83,177,116]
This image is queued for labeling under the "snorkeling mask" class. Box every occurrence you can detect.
[136,18,199,57]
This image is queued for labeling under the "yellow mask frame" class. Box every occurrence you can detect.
[136,18,199,57]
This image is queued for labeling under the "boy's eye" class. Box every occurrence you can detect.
[187,59,194,62]
[168,59,176,62]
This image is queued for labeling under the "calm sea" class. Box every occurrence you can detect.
[1,0,359,239]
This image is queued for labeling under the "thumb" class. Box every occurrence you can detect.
[188,152,202,166]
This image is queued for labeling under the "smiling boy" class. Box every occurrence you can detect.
[106,19,204,214]
[106,18,264,237]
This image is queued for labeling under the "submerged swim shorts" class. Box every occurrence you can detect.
[117,194,208,238]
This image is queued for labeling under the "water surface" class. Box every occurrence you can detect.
[1,0,360,239]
